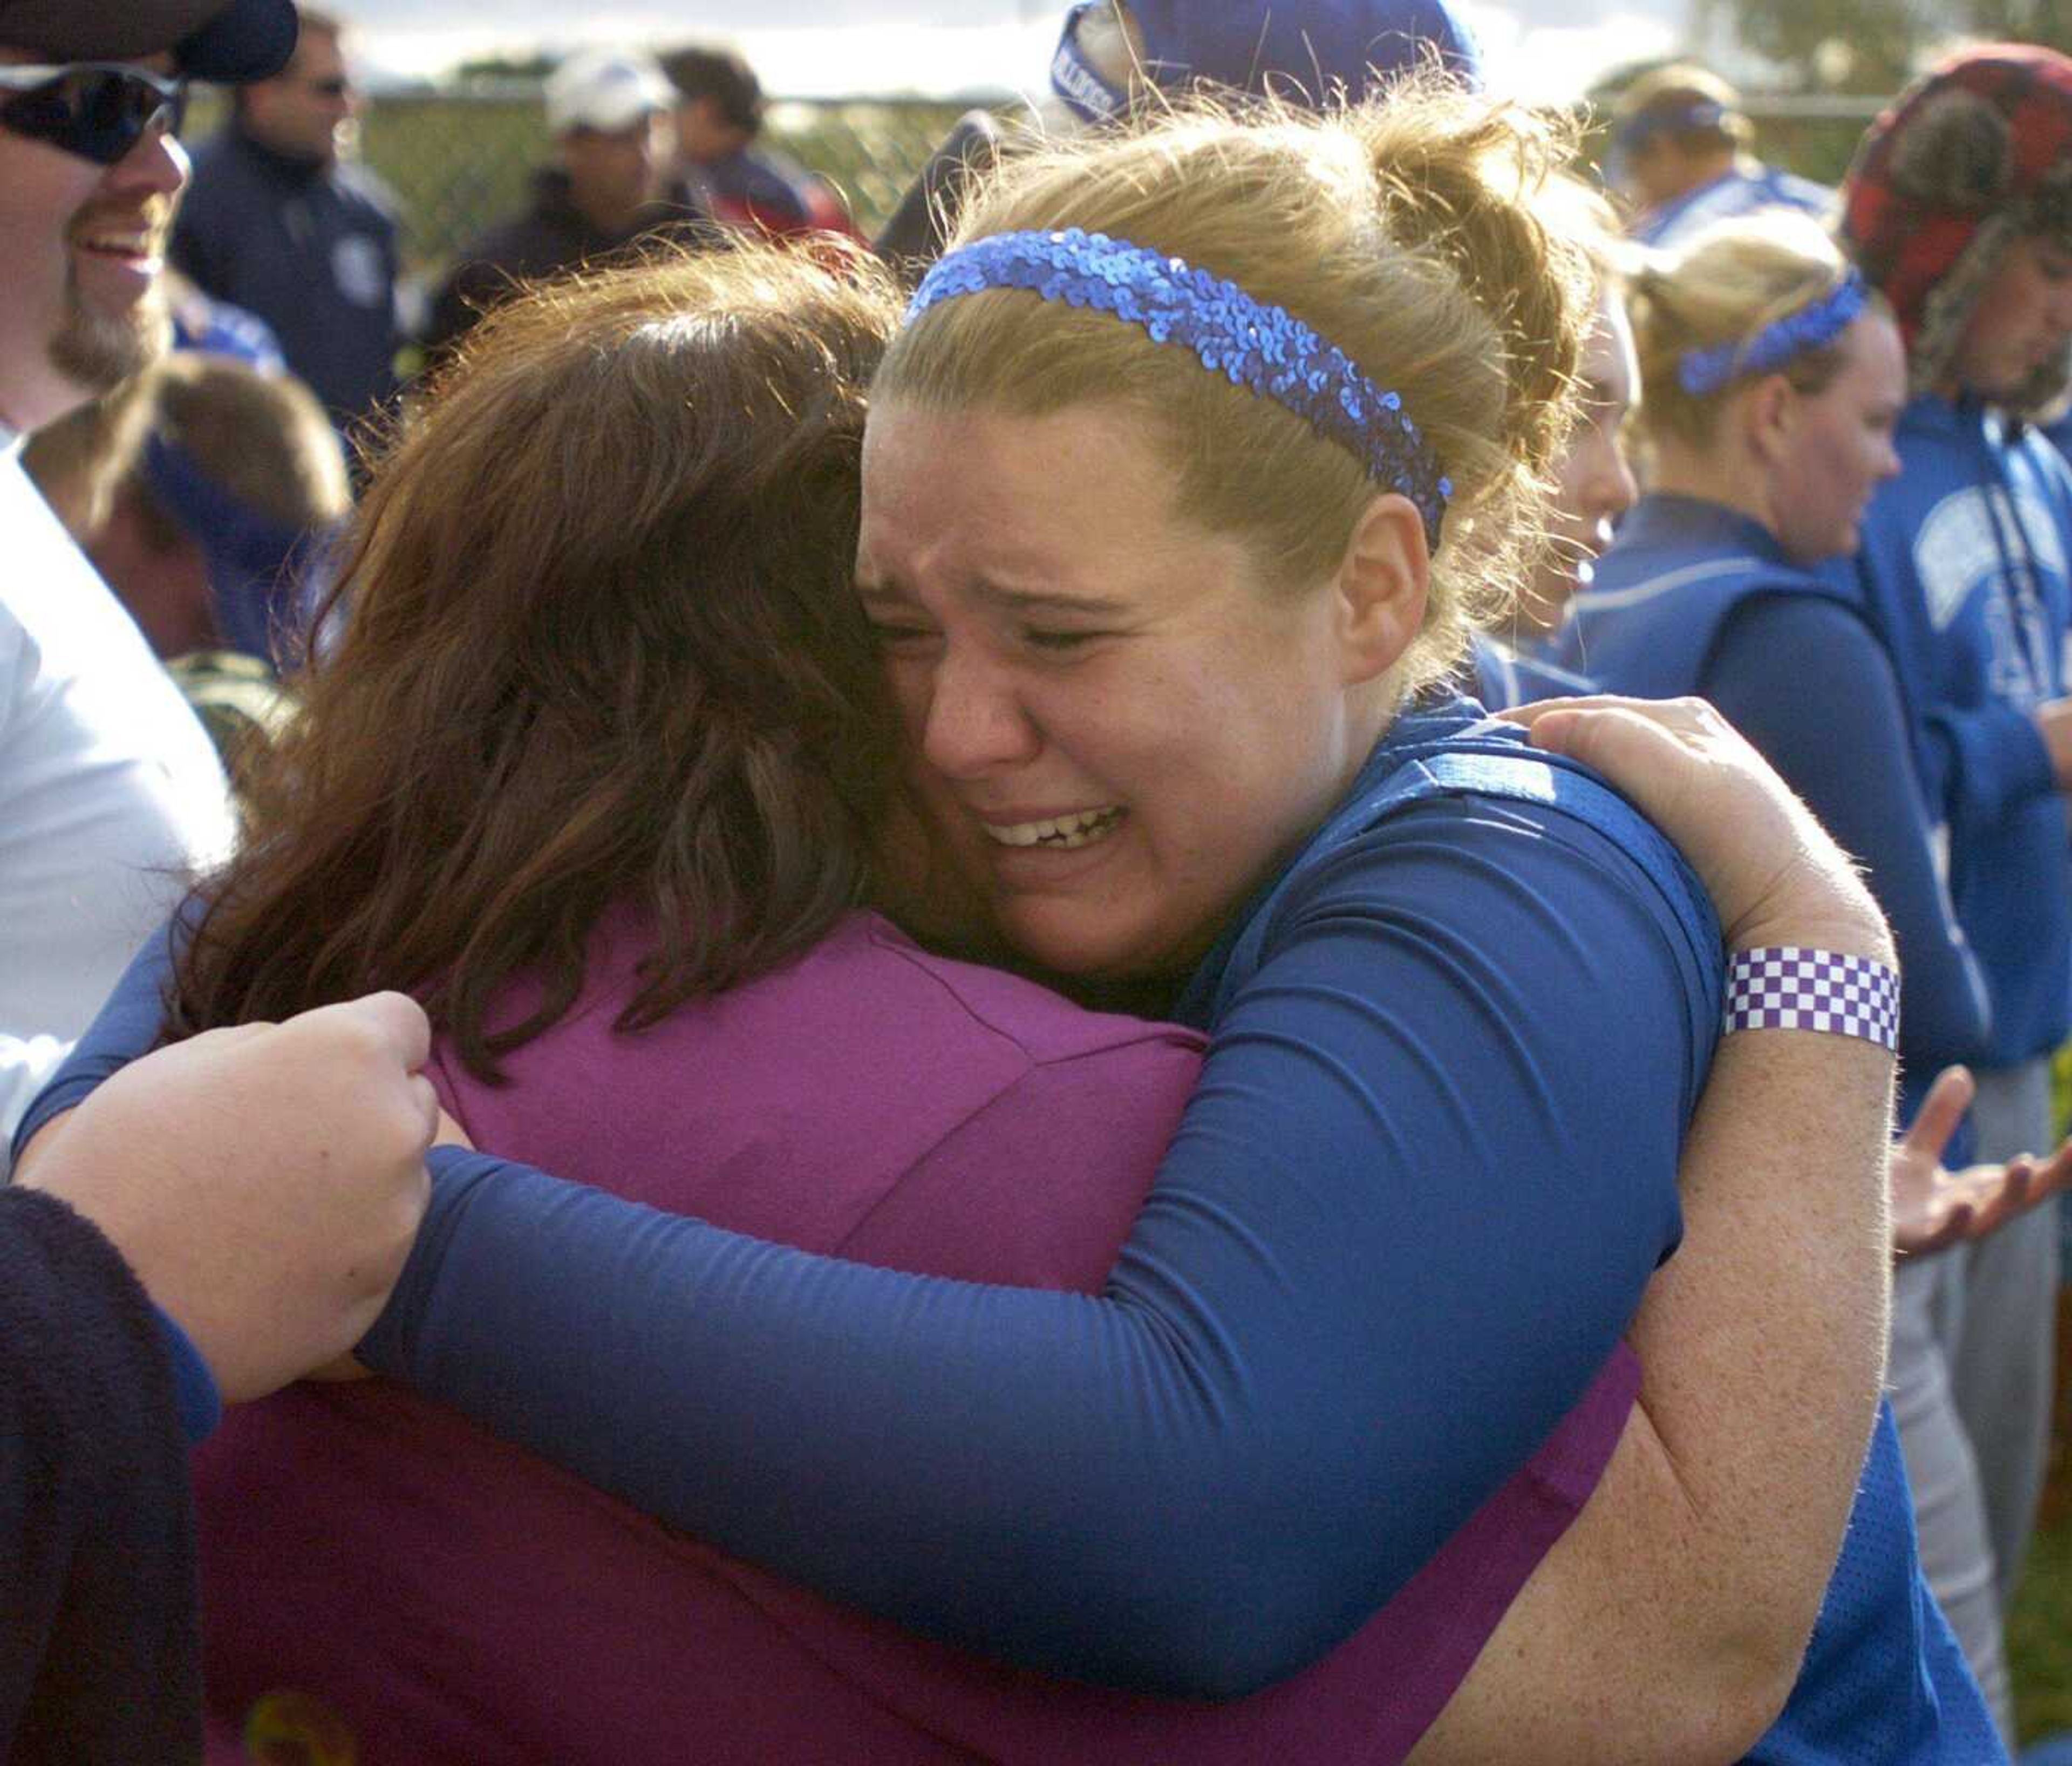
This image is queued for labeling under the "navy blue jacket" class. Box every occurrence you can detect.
[0,1189,206,1762]
[172,124,401,430]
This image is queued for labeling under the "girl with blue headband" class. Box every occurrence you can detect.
[22,89,1922,1760]
[1555,211,2008,1751]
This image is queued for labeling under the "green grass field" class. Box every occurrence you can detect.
[2014,1495,2072,1745]
[2003,1047,2072,1749]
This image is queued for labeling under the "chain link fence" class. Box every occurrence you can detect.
[185,85,1005,276]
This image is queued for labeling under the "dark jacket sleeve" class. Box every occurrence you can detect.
[0,1189,201,1763]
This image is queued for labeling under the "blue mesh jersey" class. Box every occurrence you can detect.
[1750,1408,2002,1762]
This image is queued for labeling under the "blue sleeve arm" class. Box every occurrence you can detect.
[149,1305,222,1444]
[1702,597,1993,1096]
[356,801,1693,1697]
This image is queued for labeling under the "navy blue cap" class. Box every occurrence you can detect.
[1053,0,1482,122]
[1610,95,1728,155]
[0,0,299,83]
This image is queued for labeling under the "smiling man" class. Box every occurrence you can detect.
[0,15,444,1758]
[0,5,271,1160]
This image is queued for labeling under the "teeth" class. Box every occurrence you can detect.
[982,807,1124,850]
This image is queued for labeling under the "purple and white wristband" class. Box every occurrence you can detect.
[1723,946,1900,1052]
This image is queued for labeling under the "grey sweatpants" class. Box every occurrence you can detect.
[1889,1054,2059,1745]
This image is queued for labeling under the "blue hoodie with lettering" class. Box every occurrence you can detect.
[1849,395,2072,1070]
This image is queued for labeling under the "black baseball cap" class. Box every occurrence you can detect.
[0,0,300,83]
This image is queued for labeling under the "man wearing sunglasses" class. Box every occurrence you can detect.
[171,6,400,434]
[0,4,258,1163]
[0,8,448,1760]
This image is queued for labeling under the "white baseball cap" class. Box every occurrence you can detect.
[545,47,672,134]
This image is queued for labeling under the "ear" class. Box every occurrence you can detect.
[1332,491,1429,686]
[1739,373,1799,469]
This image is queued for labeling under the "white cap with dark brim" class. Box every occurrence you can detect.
[546,48,673,135]
[0,0,300,83]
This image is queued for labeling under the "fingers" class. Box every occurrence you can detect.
[292,991,434,1074]
[408,1074,441,1149]
[1966,1164,2036,1242]
[2026,1134,2072,1194]
[1901,1066,1975,1161]
[1927,1204,1975,1253]
[1504,693,1705,724]
[1516,703,1686,774]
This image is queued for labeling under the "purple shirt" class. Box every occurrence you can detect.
[193,909,1634,1764]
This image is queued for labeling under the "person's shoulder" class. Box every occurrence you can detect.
[1716,579,1883,657]
[1466,634,1592,709]
[1291,712,1716,954]
[182,127,245,178]
[1755,162,1836,214]
[859,917,1205,1070]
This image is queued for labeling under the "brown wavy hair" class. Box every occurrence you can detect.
[169,241,906,1079]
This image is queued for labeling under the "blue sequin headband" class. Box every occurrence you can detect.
[1676,269,1869,398]
[906,227,1452,550]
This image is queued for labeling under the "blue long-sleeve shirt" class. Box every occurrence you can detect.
[20,701,1720,1699]
[1851,396,2072,1068]
[1557,493,1993,1141]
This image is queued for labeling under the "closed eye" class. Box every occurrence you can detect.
[866,621,939,649]
[1022,628,1105,653]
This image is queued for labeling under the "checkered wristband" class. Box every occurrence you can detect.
[1722,946,1899,1051]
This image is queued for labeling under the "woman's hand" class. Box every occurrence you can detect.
[306,1108,475,1383]
[1892,1065,2072,1257]
[1508,694,1893,964]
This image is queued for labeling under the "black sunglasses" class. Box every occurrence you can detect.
[0,62,187,167]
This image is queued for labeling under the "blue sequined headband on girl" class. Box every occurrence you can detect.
[906,227,1453,550]
[1675,269,1869,397]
